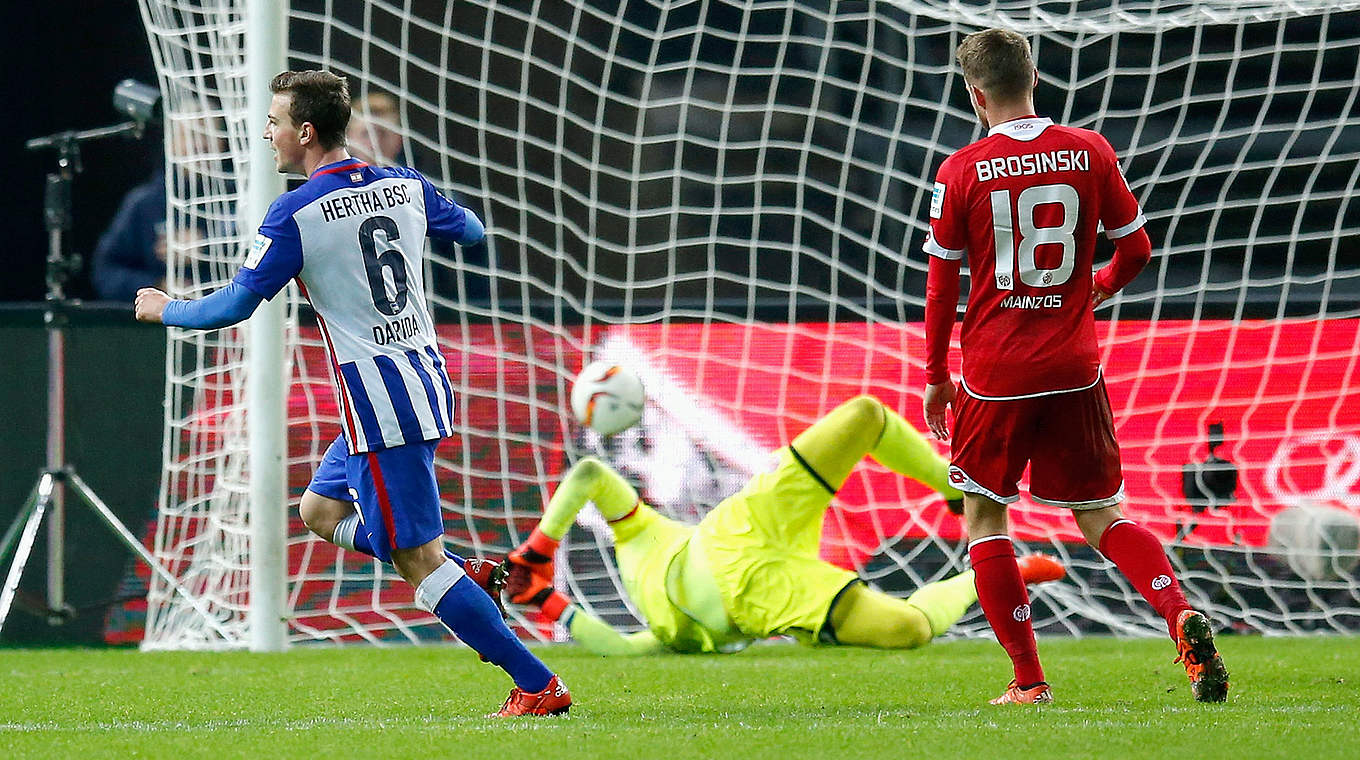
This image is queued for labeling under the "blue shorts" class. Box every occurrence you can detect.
[307,434,444,563]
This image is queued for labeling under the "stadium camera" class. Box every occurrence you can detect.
[3,77,169,636]
[24,78,159,300]
[1182,421,1239,513]
[112,79,162,126]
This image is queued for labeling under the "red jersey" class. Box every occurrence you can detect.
[923,117,1145,398]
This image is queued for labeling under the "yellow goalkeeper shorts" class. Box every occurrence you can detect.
[695,447,857,643]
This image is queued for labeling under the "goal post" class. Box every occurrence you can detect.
[244,0,289,654]
[129,0,1360,650]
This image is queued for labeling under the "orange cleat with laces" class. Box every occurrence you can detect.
[1174,610,1229,702]
[490,675,572,717]
[989,679,1053,705]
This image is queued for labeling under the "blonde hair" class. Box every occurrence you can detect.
[352,92,398,125]
[956,29,1035,103]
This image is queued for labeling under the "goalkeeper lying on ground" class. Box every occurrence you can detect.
[506,394,1064,655]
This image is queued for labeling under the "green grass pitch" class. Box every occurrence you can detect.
[2,636,1356,759]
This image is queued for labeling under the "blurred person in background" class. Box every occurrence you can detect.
[92,102,223,301]
[347,90,492,305]
[91,164,167,300]
[347,91,405,166]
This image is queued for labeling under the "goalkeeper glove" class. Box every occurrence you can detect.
[505,562,571,623]
[508,527,559,583]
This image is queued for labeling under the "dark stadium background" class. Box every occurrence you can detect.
[4,0,158,303]
[0,1,159,645]
[5,2,1355,312]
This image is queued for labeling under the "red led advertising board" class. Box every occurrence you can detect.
[281,319,1360,566]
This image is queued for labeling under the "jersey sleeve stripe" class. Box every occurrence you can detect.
[373,354,429,445]
[339,362,387,450]
[1106,212,1147,240]
[923,233,964,261]
[405,349,451,437]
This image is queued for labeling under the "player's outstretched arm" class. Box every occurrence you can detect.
[564,607,664,657]
[509,456,639,582]
[502,568,659,655]
[135,281,264,329]
[403,167,487,247]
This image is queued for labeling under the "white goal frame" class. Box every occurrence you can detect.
[133,0,1360,651]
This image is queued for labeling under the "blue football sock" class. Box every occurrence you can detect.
[427,570,553,692]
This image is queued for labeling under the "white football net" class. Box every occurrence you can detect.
[134,0,1360,649]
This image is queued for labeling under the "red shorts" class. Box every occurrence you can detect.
[949,377,1125,509]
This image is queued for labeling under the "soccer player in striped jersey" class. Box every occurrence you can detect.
[921,29,1228,705]
[502,395,1065,656]
[134,70,569,717]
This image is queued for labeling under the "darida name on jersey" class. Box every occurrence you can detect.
[372,312,422,346]
[975,149,1089,182]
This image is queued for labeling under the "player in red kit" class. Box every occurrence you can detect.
[920,29,1228,705]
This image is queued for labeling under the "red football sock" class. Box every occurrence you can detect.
[969,535,1045,687]
[1099,519,1192,639]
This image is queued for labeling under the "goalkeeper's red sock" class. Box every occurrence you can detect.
[969,535,1045,688]
[1099,519,1192,640]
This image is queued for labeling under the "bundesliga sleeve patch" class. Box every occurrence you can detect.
[930,182,946,219]
[243,233,273,269]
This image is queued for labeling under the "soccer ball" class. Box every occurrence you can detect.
[570,361,645,435]
[1268,501,1360,581]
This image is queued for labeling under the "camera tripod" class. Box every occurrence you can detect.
[0,123,197,634]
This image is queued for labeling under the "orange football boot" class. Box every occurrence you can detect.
[491,675,572,717]
[990,680,1054,705]
[1174,610,1230,702]
[1017,553,1066,585]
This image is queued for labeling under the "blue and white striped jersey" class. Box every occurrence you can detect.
[234,158,482,454]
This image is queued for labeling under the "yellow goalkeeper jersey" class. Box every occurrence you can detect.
[615,503,749,654]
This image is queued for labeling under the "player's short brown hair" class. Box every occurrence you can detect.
[269,70,351,150]
[956,29,1036,103]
